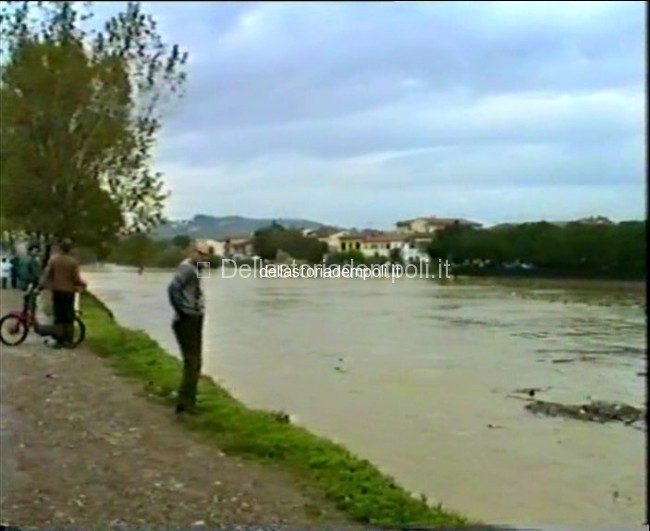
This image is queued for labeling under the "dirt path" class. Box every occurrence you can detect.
[0,290,353,529]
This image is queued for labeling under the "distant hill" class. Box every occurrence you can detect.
[153,215,334,240]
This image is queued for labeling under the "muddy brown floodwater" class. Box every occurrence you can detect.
[86,267,647,526]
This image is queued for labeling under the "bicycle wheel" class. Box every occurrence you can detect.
[0,314,29,346]
[71,316,86,347]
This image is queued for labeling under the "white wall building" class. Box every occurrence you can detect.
[401,241,431,263]
[338,232,432,262]
[199,239,226,256]
[339,233,405,259]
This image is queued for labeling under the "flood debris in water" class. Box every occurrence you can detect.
[550,355,598,364]
[514,386,551,397]
[524,399,645,425]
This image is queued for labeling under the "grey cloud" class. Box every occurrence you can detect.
[141,1,645,224]
[168,1,643,128]
[159,87,642,168]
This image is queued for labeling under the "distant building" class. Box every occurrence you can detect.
[302,227,333,238]
[319,231,347,253]
[227,237,255,259]
[395,217,482,235]
[401,236,433,263]
[196,234,256,259]
[338,232,431,262]
[339,232,405,258]
[197,239,226,256]
[574,216,614,226]
[302,227,349,252]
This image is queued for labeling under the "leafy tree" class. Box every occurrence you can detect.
[0,1,188,248]
[109,232,154,268]
[325,250,366,265]
[252,226,280,261]
[253,225,327,263]
[426,221,645,279]
[172,234,191,249]
[152,244,186,268]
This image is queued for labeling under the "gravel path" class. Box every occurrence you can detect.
[0,290,356,529]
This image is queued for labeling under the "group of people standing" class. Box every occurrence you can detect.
[1,245,42,290]
[4,233,208,411]
[2,236,86,349]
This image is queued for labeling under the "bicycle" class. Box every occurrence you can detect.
[0,285,86,347]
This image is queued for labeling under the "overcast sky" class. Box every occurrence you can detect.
[104,1,645,228]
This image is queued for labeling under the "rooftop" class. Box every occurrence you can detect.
[339,232,407,243]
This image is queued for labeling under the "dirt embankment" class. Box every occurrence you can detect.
[0,290,352,529]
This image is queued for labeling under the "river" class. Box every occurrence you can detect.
[85,266,646,526]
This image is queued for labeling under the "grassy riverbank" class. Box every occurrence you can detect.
[81,291,471,528]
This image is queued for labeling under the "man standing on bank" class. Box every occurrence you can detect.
[168,241,211,415]
[39,238,87,348]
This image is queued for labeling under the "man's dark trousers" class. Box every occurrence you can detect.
[10,260,18,289]
[52,290,75,345]
[172,314,204,409]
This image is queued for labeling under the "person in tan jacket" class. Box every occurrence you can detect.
[39,238,87,348]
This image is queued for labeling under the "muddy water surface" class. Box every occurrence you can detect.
[85,268,646,526]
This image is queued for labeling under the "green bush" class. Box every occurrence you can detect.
[152,246,186,268]
[325,251,366,266]
[427,221,646,279]
[253,225,328,263]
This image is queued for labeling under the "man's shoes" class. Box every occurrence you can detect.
[175,404,198,416]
